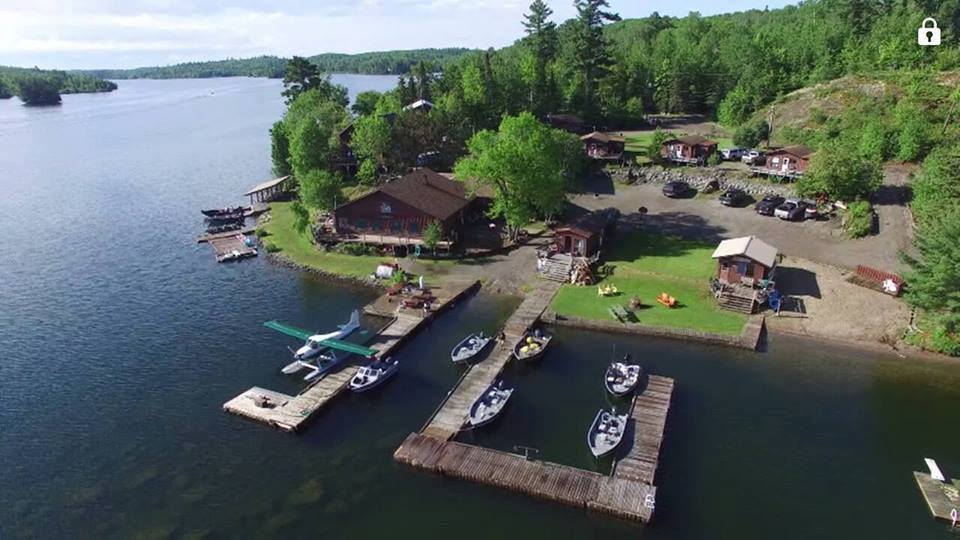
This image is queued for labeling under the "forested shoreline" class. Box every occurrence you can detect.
[76,49,472,80]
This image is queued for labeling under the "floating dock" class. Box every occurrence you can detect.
[395,276,673,524]
[396,375,674,524]
[914,472,960,524]
[223,280,481,432]
[195,226,257,244]
[422,281,562,440]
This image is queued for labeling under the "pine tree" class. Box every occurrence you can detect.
[572,0,620,120]
[523,0,558,113]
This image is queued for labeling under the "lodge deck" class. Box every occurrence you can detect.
[421,280,563,440]
[914,472,960,524]
[223,280,481,432]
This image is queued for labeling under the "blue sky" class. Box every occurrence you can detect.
[0,1,797,70]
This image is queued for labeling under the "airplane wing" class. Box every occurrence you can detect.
[263,320,313,341]
[319,338,377,358]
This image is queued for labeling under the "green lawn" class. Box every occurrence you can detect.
[263,202,454,279]
[551,231,748,335]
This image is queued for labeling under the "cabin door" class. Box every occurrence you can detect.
[563,235,572,253]
[781,157,790,172]
[675,145,683,158]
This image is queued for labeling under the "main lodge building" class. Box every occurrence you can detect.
[332,169,476,247]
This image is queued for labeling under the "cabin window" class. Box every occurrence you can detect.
[380,202,393,214]
[771,157,780,165]
[356,218,368,229]
[391,221,402,232]
[408,222,420,233]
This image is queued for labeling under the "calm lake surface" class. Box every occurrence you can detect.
[1,77,959,539]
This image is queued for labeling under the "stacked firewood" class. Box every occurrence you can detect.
[570,259,595,286]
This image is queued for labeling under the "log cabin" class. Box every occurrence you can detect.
[661,135,718,166]
[711,236,779,288]
[581,132,626,161]
[750,145,814,179]
[332,169,472,247]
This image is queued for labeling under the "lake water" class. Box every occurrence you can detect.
[1,77,959,539]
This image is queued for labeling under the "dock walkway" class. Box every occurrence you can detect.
[422,280,562,440]
[914,472,960,524]
[224,280,480,432]
[395,375,673,523]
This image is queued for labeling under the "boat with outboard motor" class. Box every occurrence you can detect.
[451,332,492,363]
[202,206,250,218]
[586,407,628,458]
[513,329,552,362]
[467,380,514,427]
[604,354,643,396]
[349,357,399,393]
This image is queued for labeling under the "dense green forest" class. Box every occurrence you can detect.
[269,0,960,353]
[0,66,117,105]
[78,49,472,80]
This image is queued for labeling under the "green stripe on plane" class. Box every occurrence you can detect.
[263,320,313,341]
[319,338,377,357]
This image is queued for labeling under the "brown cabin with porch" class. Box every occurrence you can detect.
[711,236,779,288]
[553,208,620,258]
[751,145,814,179]
[661,135,718,166]
[332,168,472,246]
[581,132,625,160]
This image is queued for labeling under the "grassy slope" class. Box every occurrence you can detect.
[551,232,747,335]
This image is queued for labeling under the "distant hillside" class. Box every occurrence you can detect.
[77,48,474,80]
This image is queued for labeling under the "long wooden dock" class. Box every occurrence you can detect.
[614,375,674,484]
[195,226,256,244]
[422,280,562,440]
[395,375,673,523]
[914,472,960,524]
[396,275,673,524]
[224,280,481,432]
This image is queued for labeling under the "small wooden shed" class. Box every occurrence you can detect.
[711,236,779,288]
[752,145,814,179]
[554,208,620,257]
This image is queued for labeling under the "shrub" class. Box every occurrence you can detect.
[391,269,408,284]
[336,243,379,256]
[844,201,874,238]
[264,241,281,253]
[733,120,770,148]
[255,227,269,238]
[706,152,722,167]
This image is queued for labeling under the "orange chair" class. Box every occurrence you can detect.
[657,293,677,308]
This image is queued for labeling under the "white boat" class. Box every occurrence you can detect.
[349,358,399,393]
[587,408,629,458]
[467,380,514,427]
[451,332,492,363]
[280,310,361,374]
[604,355,642,396]
[513,330,552,362]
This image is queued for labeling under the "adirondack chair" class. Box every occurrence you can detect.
[657,293,677,308]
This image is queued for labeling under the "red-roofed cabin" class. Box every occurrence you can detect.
[581,132,625,161]
[751,145,814,179]
[553,208,620,257]
[332,169,471,246]
[661,135,718,166]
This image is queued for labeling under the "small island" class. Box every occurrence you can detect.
[0,66,117,106]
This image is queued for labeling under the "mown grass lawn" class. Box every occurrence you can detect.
[551,231,748,335]
[263,202,454,279]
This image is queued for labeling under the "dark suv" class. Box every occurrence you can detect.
[755,195,785,216]
[719,189,749,207]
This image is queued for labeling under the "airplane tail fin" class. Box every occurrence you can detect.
[340,309,361,331]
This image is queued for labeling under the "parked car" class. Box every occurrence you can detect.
[662,181,691,198]
[720,147,746,161]
[719,188,749,207]
[741,150,765,165]
[754,194,785,216]
[774,198,807,221]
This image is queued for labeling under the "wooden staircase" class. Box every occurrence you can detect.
[538,254,573,282]
[716,288,756,314]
